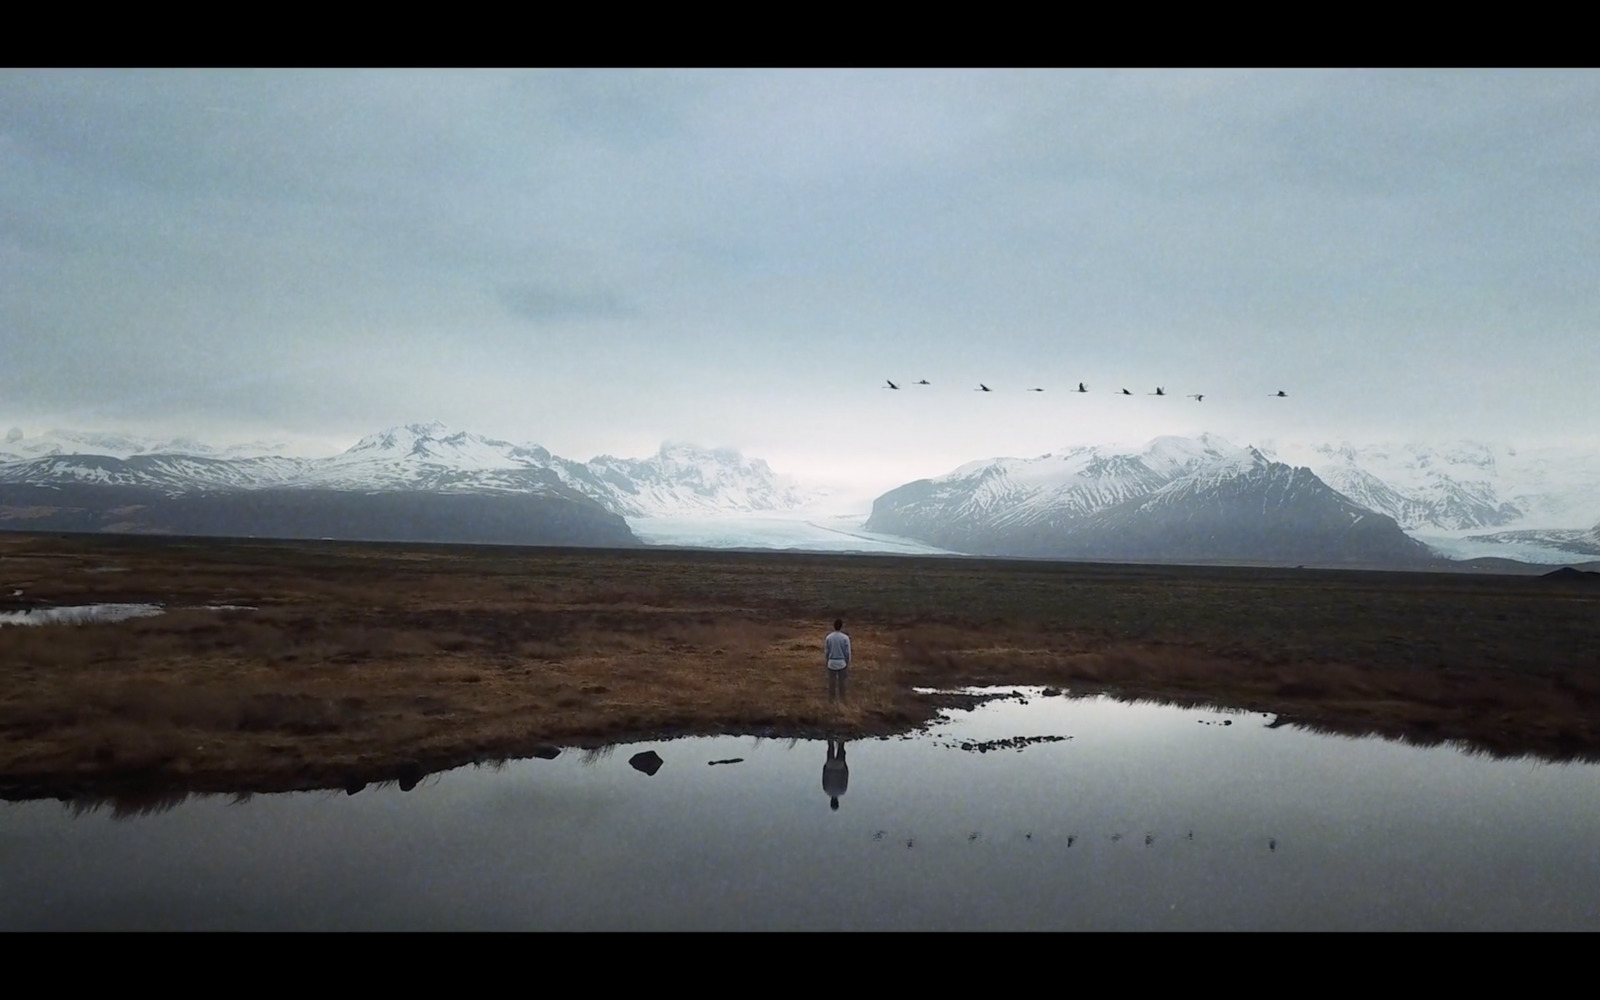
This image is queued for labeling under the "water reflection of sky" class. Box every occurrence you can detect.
[0,603,165,626]
[3,689,1600,930]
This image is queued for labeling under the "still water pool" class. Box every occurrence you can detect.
[3,688,1598,930]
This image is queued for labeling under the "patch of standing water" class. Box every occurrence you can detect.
[0,603,164,627]
[4,688,1600,930]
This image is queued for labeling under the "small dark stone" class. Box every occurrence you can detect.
[629,750,664,775]
[1223,720,1232,726]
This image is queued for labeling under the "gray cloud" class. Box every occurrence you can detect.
[2,69,1598,493]
[499,283,638,323]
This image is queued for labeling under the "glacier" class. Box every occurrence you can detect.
[1412,534,1594,565]
[627,511,959,555]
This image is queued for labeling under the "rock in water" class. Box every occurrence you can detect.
[629,750,664,775]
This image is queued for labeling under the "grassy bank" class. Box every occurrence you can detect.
[2,532,1598,802]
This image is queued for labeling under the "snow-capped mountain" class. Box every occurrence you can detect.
[0,453,318,492]
[865,434,1249,551]
[1258,440,1600,533]
[287,422,571,495]
[580,444,813,517]
[867,435,1435,566]
[1,427,310,461]
[868,433,1600,566]
[0,422,818,518]
[989,448,1434,566]
[0,423,644,548]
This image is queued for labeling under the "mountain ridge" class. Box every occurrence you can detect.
[5,424,1598,565]
[0,423,816,519]
[867,438,1434,567]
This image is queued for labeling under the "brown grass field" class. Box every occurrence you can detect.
[2,531,1598,803]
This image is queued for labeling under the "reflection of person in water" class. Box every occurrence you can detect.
[823,738,849,811]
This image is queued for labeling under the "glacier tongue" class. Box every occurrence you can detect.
[627,511,958,555]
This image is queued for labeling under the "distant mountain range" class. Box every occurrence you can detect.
[3,423,1597,568]
[1,426,306,461]
[0,422,815,548]
[0,422,815,515]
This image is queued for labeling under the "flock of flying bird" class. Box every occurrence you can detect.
[882,379,1290,402]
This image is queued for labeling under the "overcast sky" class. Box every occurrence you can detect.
[3,69,1597,493]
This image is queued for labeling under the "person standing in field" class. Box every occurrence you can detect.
[825,617,851,703]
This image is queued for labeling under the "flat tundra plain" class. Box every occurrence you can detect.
[2,532,1598,802]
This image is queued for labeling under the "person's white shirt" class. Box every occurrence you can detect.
[824,629,851,667]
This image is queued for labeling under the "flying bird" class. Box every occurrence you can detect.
[1028,387,1044,392]
[976,384,992,392]
[1076,383,1087,393]
[1120,388,1132,396]
[1188,394,1205,402]
[1273,390,1288,397]
[915,380,931,385]
[1151,387,1166,396]
[884,380,900,390]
